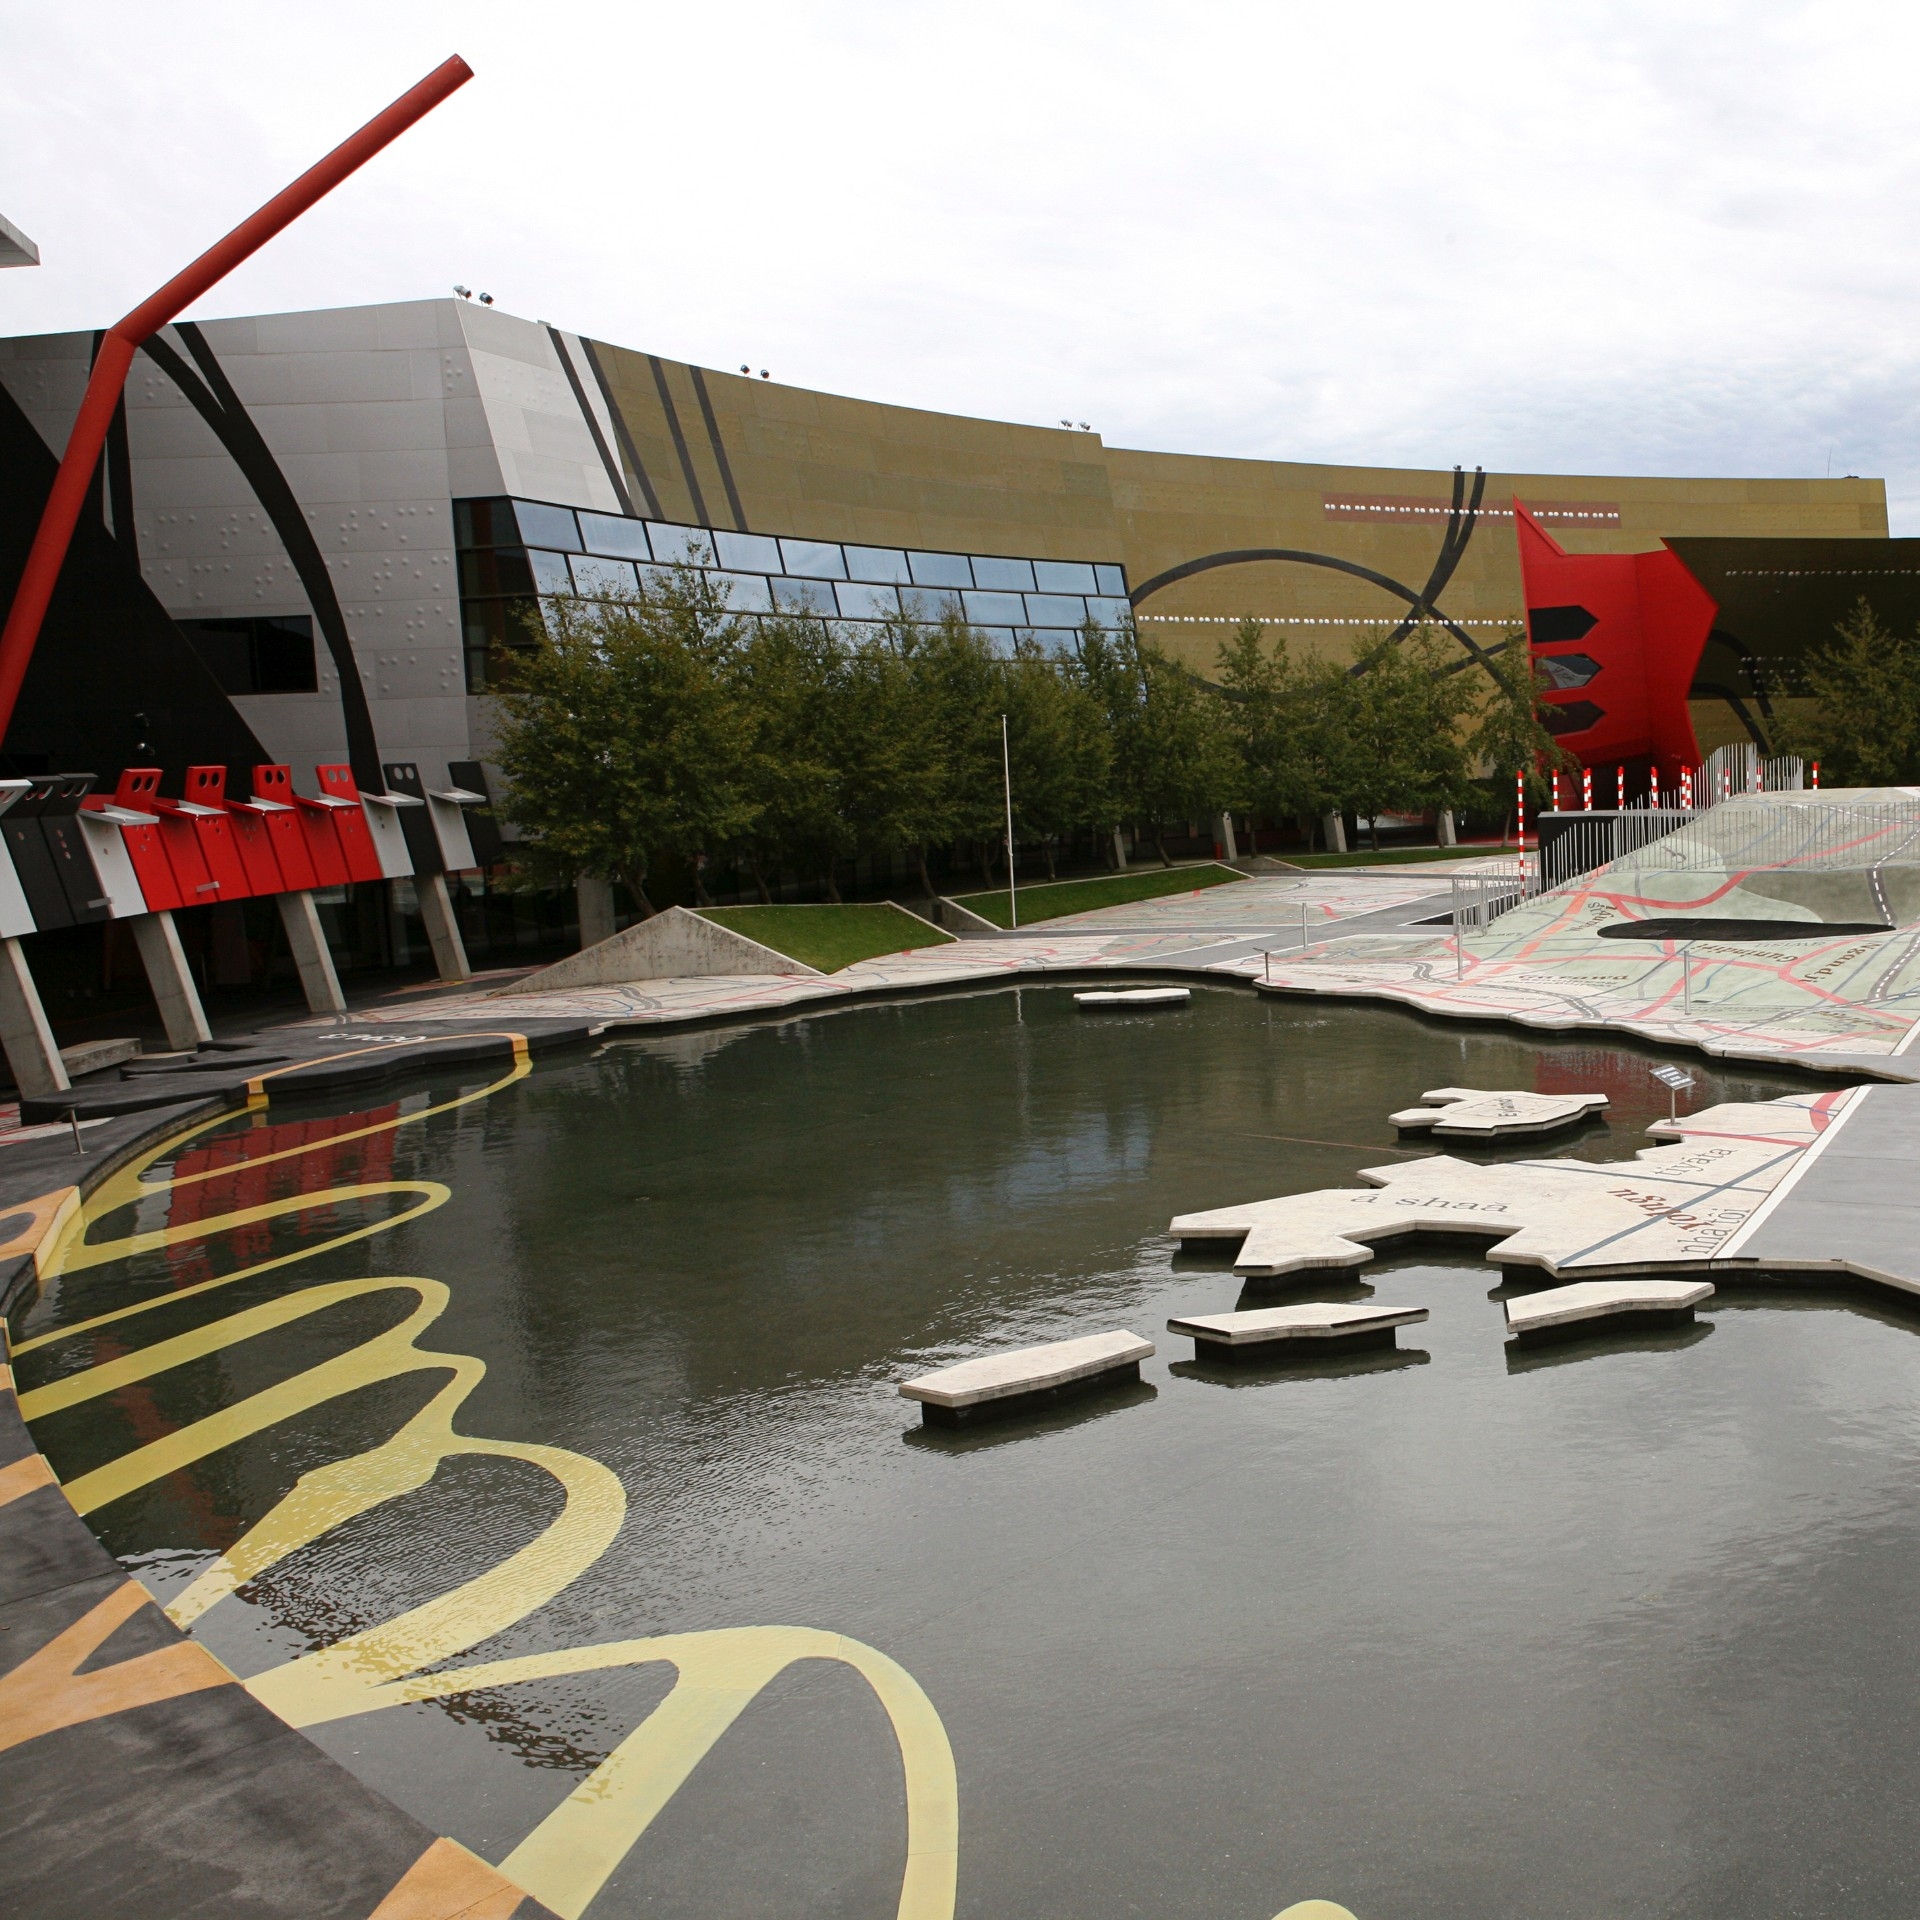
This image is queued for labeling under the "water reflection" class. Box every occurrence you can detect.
[13,987,1912,1920]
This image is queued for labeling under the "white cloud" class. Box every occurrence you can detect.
[7,1,1920,519]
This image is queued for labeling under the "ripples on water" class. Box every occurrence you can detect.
[18,988,1920,1919]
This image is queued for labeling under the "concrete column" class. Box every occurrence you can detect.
[1437,809,1458,847]
[416,871,472,982]
[276,891,346,1015]
[0,937,68,1099]
[1215,812,1240,860]
[1320,812,1348,855]
[131,911,211,1051]
[576,874,616,950]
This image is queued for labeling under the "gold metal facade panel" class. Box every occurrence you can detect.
[575,337,1887,670]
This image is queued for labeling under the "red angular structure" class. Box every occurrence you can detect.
[1513,502,1716,778]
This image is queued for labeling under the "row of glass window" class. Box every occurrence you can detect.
[454,495,1129,601]
[460,596,1086,690]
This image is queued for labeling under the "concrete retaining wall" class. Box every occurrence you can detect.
[499,905,823,993]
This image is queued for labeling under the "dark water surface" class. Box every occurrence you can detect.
[19,987,1920,1920]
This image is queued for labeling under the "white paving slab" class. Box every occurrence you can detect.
[1168,1300,1429,1352]
[1389,1086,1609,1138]
[1169,1092,1853,1282]
[899,1329,1153,1416]
[1505,1278,1714,1338]
[1074,987,1191,1007]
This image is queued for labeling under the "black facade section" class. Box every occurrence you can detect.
[0,378,269,789]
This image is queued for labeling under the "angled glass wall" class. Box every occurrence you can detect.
[454,496,1129,691]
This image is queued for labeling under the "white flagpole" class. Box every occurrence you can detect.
[1002,712,1018,928]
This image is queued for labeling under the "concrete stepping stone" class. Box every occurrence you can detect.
[1390,1085,1608,1139]
[1168,1300,1428,1361]
[1505,1278,1714,1343]
[900,1328,1153,1426]
[1074,987,1191,1008]
[1170,1095,1835,1283]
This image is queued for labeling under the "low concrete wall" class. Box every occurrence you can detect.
[500,905,823,993]
[932,897,1003,935]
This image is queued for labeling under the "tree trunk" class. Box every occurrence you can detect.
[1154,826,1172,868]
[916,846,935,899]
[822,860,842,904]
[1368,814,1381,853]
[749,857,773,905]
[1043,837,1057,880]
[691,858,713,908]
[980,841,996,886]
[627,868,657,920]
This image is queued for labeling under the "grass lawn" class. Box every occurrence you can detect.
[698,902,952,972]
[1278,845,1509,868]
[951,862,1245,928]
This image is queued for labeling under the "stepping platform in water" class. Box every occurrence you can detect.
[899,1329,1154,1425]
[1074,987,1191,1008]
[1169,1095,1839,1284]
[1505,1278,1714,1343]
[1390,1085,1609,1139]
[1168,1300,1428,1361]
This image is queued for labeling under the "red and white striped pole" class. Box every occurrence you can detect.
[1812,760,1821,790]
[1516,770,1526,847]
[1551,770,1561,811]
[1616,764,1625,808]
[1681,768,1693,809]
[1582,767,1593,810]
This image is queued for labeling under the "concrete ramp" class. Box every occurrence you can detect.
[496,905,823,993]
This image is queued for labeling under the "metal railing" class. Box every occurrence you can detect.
[1607,799,1920,874]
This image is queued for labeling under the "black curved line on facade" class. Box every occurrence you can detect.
[580,337,665,520]
[1129,544,1500,678]
[1379,465,1484,653]
[1691,680,1771,753]
[688,366,748,532]
[547,326,635,518]
[143,326,384,791]
[647,354,710,526]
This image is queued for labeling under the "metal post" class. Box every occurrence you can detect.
[1001,712,1017,929]
[1682,941,1693,1018]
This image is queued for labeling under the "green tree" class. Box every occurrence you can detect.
[1469,632,1577,835]
[1337,629,1479,850]
[1004,639,1111,878]
[492,571,753,916]
[1111,629,1236,866]
[725,614,844,899]
[1779,597,1920,785]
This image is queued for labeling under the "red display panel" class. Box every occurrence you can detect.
[89,768,182,912]
[1513,502,1714,778]
[314,764,385,883]
[249,767,319,892]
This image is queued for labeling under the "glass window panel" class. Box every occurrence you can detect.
[1032,559,1097,594]
[514,500,581,551]
[577,511,653,561]
[772,577,837,615]
[777,538,847,580]
[975,627,1019,658]
[844,545,912,584]
[527,549,575,595]
[1094,564,1127,597]
[1086,595,1132,628]
[454,497,517,549]
[902,587,962,621]
[646,523,714,567]
[713,530,782,573]
[835,581,900,619]
[459,548,536,597]
[1030,628,1080,660]
[638,563,681,593]
[1024,593,1086,627]
[713,570,774,612]
[907,550,973,589]
[963,591,1028,627]
[970,555,1036,592]
[570,554,637,597]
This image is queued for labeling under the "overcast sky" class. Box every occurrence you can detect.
[7,2,1920,523]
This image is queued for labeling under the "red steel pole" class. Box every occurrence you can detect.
[0,55,473,743]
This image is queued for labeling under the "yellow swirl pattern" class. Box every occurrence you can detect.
[14,1036,958,1920]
